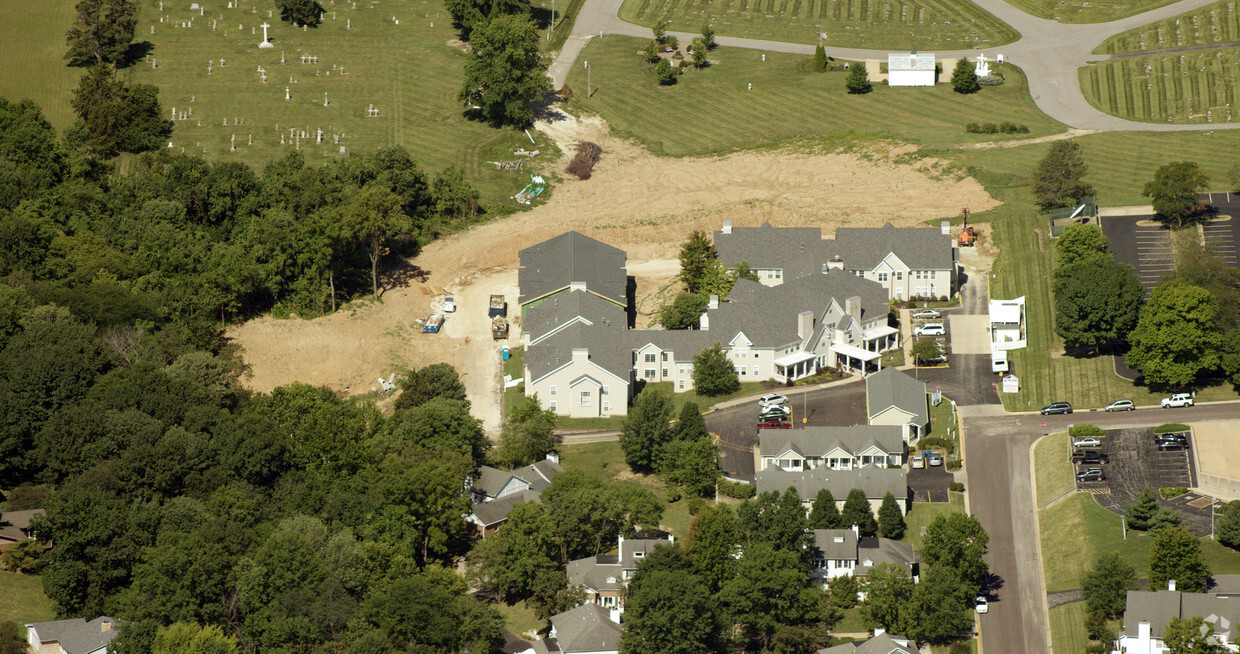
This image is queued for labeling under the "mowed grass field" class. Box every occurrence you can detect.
[0,572,56,626]
[1079,46,1240,124]
[1096,0,1240,53]
[1047,602,1092,654]
[1034,432,1073,507]
[1003,0,1177,24]
[617,0,1017,49]
[0,0,85,131]
[565,38,1064,155]
[103,0,556,205]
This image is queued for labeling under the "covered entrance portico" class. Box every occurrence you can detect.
[831,343,883,376]
[774,351,817,383]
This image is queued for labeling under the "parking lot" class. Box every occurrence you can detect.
[909,311,951,367]
[1099,216,1175,296]
[1074,427,1214,536]
[909,465,953,502]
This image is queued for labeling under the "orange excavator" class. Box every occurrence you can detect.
[958,207,976,247]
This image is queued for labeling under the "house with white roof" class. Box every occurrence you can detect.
[887,49,936,86]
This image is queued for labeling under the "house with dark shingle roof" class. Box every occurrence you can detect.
[714,220,958,302]
[566,534,675,615]
[754,466,909,515]
[531,603,622,654]
[817,629,916,654]
[810,526,920,585]
[1116,588,1240,654]
[25,617,118,654]
[466,457,563,536]
[865,368,930,443]
[758,426,906,474]
[518,231,628,312]
[0,508,46,551]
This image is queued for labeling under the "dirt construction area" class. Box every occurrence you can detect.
[227,113,1000,435]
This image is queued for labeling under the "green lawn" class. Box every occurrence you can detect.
[834,605,868,633]
[1002,0,1178,24]
[494,599,545,637]
[1034,432,1074,507]
[0,572,56,626]
[930,639,978,654]
[105,0,557,205]
[1095,0,1240,54]
[565,39,1065,156]
[0,0,83,132]
[1039,493,1240,591]
[902,494,965,550]
[553,379,769,431]
[617,0,1017,50]
[1079,47,1240,124]
[1048,602,1091,654]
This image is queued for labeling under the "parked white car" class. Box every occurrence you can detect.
[914,323,945,336]
[975,597,989,614]
[760,404,791,416]
[1072,436,1102,448]
[1161,394,1194,408]
[759,393,789,407]
[911,309,942,320]
[911,455,925,469]
[442,297,457,312]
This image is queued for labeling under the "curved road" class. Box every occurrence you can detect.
[548,0,1240,131]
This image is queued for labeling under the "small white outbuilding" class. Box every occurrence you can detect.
[887,50,936,86]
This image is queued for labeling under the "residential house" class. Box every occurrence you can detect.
[818,629,917,654]
[714,221,958,301]
[865,368,929,443]
[886,49,937,87]
[524,324,635,418]
[567,534,675,614]
[810,525,920,584]
[758,426,907,473]
[532,603,622,654]
[524,288,626,346]
[1113,587,1240,654]
[518,231,628,319]
[25,617,118,654]
[466,457,563,536]
[0,508,45,551]
[754,466,910,515]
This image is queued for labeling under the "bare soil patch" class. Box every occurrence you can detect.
[228,113,1000,434]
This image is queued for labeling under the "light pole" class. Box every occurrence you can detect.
[548,0,554,41]
[585,60,591,97]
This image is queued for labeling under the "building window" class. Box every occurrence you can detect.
[549,401,557,411]
[930,270,937,279]
[645,353,656,363]
[678,379,685,390]
[678,364,686,374]
[661,352,669,362]
[878,272,888,282]
[768,271,775,279]
[602,385,610,396]
[580,391,592,406]
[739,367,746,376]
[550,385,557,396]
[662,368,669,377]
[602,401,610,412]
[775,270,782,279]
[896,271,903,280]
[644,369,656,380]
[753,365,759,376]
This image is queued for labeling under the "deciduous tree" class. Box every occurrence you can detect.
[690,38,709,68]
[1126,279,1220,389]
[493,394,557,468]
[1163,616,1229,654]
[860,563,914,633]
[655,59,675,85]
[660,435,719,497]
[444,0,532,37]
[1083,552,1137,618]
[1054,223,1110,267]
[840,489,877,537]
[1143,161,1209,228]
[720,543,825,651]
[458,14,550,127]
[692,342,739,397]
[921,513,990,592]
[904,565,973,644]
[621,389,674,472]
[653,17,669,43]
[395,362,469,410]
[658,292,708,329]
[686,505,739,593]
[951,57,979,94]
[340,182,411,300]
[701,22,715,49]
[828,574,858,609]
[1033,140,1094,209]
[620,569,722,654]
[275,0,324,27]
[912,337,942,365]
[1170,231,1240,331]
[151,622,237,654]
[1149,524,1210,593]
[467,501,557,600]
[69,65,170,158]
[65,0,137,67]
[1217,500,1240,550]
[1053,258,1143,352]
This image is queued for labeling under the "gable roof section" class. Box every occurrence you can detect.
[829,223,954,272]
[866,368,929,426]
[519,231,627,306]
[855,536,920,575]
[887,52,935,72]
[760,425,905,461]
[818,632,916,654]
[550,603,622,653]
[713,222,826,273]
[813,528,859,560]
[526,322,633,385]
[710,272,887,349]
[0,508,44,542]
[755,466,908,502]
[474,466,519,498]
[525,290,626,344]
[470,489,542,527]
[1122,590,1240,640]
[26,617,119,654]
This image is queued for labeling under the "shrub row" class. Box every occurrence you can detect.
[918,436,955,455]
[1154,423,1190,434]
[965,121,1029,134]
[1160,486,1189,499]
[1069,424,1106,438]
[719,479,756,499]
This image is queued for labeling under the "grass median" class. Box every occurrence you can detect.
[1034,432,1074,508]
[1003,0,1178,24]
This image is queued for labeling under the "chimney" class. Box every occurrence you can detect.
[572,348,589,363]
[545,452,560,464]
[798,311,814,340]
[1168,580,1176,592]
[845,296,861,320]
[618,534,625,555]
[1138,621,1152,648]
[101,621,113,633]
[827,256,844,270]
[709,294,719,310]
[722,220,732,235]
[874,627,886,637]
[941,220,951,235]
[851,523,859,537]
[569,281,586,292]
[699,312,710,330]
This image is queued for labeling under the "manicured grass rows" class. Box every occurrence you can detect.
[113,0,554,206]
[1078,47,1240,124]
[1034,432,1074,507]
[618,0,1018,49]
[1003,0,1178,24]
[1047,602,1092,654]
[1096,0,1240,54]
[0,0,85,131]
[565,38,1063,156]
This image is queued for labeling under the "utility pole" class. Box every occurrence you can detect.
[585,60,591,97]
[548,0,554,40]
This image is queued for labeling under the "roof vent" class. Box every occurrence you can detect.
[722,220,732,235]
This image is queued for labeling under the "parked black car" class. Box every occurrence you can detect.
[1041,402,1073,415]
[1072,449,1109,464]
[1077,468,1106,482]
[1158,441,1188,451]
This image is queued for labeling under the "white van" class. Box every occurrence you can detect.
[991,350,1009,374]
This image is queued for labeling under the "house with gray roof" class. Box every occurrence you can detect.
[0,508,45,551]
[532,603,622,654]
[713,221,958,302]
[26,617,118,654]
[566,534,675,614]
[818,629,916,654]
[524,322,635,418]
[1115,588,1240,654]
[865,368,930,443]
[518,231,628,313]
[466,457,563,536]
[759,426,906,474]
[755,466,909,515]
[524,288,626,346]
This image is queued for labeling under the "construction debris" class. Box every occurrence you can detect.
[566,141,602,180]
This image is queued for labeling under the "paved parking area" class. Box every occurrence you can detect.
[909,465,953,502]
[1100,215,1175,296]
[1077,427,1213,536]
[1202,219,1240,268]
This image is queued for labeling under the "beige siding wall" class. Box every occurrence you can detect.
[529,361,628,417]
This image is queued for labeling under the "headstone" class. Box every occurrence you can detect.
[285,87,290,101]
[152,25,156,33]
[171,107,177,118]
[323,92,329,106]
[248,134,253,145]
[153,58,158,68]
[281,51,286,63]
[259,22,272,46]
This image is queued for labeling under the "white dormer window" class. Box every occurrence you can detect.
[833,536,845,543]
[633,551,644,558]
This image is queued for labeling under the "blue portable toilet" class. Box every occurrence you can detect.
[501,346,511,361]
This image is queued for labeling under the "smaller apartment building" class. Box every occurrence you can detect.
[567,534,675,615]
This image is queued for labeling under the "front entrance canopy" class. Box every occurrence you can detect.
[830,343,882,361]
[774,351,816,367]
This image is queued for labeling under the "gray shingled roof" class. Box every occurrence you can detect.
[525,322,633,384]
[829,223,954,271]
[761,425,905,461]
[26,617,118,654]
[711,271,888,349]
[550,603,621,653]
[1121,590,1240,641]
[474,466,516,498]
[755,467,908,502]
[0,508,44,542]
[856,536,919,576]
[866,368,929,427]
[713,223,826,273]
[567,538,674,592]
[471,489,542,527]
[518,231,627,306]
[525,290,625,343]
[818,632,916,654]
[813,529,858,560]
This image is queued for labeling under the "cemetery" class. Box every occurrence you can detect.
[1078,46,1240,123]
[1095,0,1240,53]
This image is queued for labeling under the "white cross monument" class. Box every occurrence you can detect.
[974,53,990,77]
[259,22,273,48]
